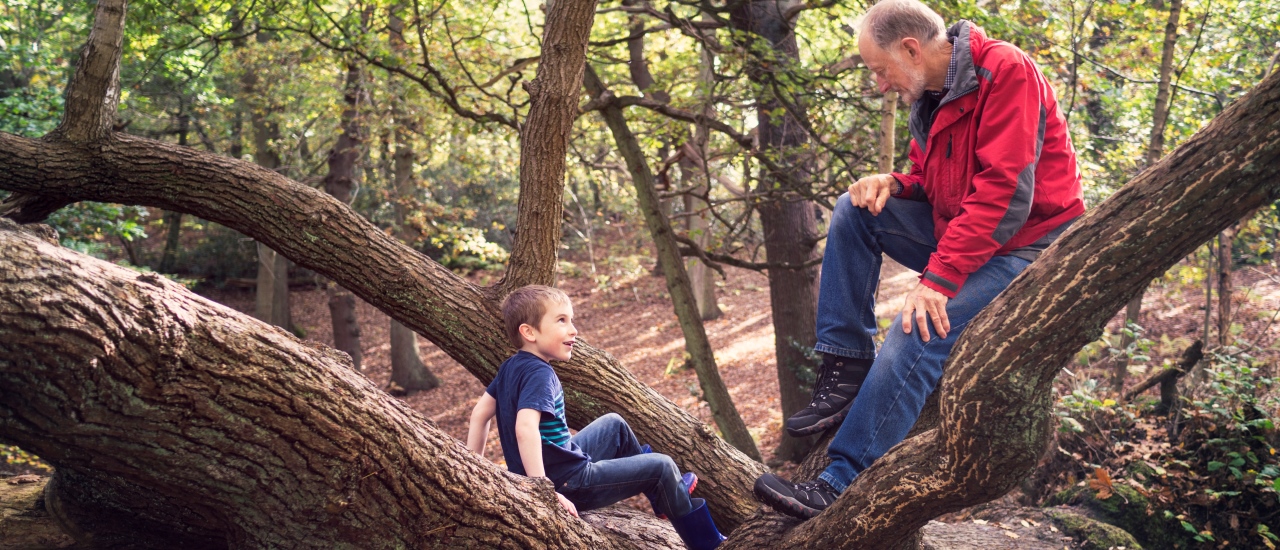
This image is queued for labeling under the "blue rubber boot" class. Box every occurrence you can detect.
[670,498,725,550]
[640,445,697,519]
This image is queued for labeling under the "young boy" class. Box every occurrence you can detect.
[466,285,724,549]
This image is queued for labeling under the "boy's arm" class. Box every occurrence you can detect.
[466,392,497,455]
[514,408,547,477]
[515,408,577,517]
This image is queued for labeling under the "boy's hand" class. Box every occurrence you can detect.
[556,492,578,517]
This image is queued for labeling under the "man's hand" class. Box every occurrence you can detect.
[556,492,579,517]
[901,282,950,342]
[849,174,898,215]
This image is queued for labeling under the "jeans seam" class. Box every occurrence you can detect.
[876,228,937,249]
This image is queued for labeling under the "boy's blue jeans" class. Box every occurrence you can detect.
[814,194,1030,493]
[557,413,693,518]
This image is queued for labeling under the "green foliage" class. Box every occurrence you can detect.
[1,443,51,474]
[45,202,149,254]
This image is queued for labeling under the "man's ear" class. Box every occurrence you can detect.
[518,323,538,343]
[900,37,922,62]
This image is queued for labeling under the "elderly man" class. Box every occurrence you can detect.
[754,0,1084,519]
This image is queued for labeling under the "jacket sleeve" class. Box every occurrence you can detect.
[922,52,1045,298]
[891,140,929,201]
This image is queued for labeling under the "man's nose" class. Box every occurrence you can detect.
[877,76,891,94]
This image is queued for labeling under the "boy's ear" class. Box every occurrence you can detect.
[518,323,538,343]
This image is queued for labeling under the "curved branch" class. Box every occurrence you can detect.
[0,220,627,548]
[776,57,1280,550]
[0,130,765,531]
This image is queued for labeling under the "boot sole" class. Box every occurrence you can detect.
[784,400,854,438]
[752,478,823,519]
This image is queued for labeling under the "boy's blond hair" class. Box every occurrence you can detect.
[501,285,572,349]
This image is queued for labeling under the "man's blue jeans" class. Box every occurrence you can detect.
[558,413,693,518]
[815,194,1030,493]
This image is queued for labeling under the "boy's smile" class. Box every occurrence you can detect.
[525,301,577,362]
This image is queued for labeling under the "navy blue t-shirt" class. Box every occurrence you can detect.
[486,351,589,486]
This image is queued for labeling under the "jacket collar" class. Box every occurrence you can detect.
[906,21,986,153]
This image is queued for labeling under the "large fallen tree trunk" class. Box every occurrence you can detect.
[0,218,632,549]
[0,0,765,534]
[721,59,1280,550]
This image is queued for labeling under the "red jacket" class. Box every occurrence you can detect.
[892,22,1084,298]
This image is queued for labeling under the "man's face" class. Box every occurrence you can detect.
[859,34,928,104]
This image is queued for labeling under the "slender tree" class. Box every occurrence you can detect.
[1112,0,1183,393]
[728,0,823,463]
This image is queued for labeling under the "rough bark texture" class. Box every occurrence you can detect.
[0,2,763,528]
[728,0,823,464]
[0,0,123,222]
[583,65,761,461]
[494,0,599,296]
[0,220,634,548]
[736,61,1280,550]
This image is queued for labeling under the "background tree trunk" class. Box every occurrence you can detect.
[729,0,822,464]
[1113,0,1183,393]
[584,66,761,461]
[384,5,440,394]
[321,60,367,370]
[492,0,600,297]
[685,41,723,321]
[1217,225,1234,346]
[245,30,292,333]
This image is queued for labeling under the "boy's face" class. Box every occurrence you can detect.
[522,300,577,362]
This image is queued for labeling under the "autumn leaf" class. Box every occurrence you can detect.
[1089,467,1114,500]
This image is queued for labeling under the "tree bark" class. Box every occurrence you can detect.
[728,0,822,464]
[0,0,765,532]
[0,219,635,548]
[583,65,761,461]
[730,60,1280,550]
[493,0,600,297]
[1217,226,1234,347]
[322,61,367,370]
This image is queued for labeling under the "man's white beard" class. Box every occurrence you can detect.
[900,64,928,104]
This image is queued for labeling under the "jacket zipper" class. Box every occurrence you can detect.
[946,134,953,159]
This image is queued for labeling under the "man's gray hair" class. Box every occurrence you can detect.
[859,0,947,49]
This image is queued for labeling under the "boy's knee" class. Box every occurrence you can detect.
[602,412,624,423]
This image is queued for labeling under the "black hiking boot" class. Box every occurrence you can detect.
[784,354,871,437]
[753,473,839,519]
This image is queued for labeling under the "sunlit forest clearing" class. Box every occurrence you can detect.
[2,0,1280,547]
